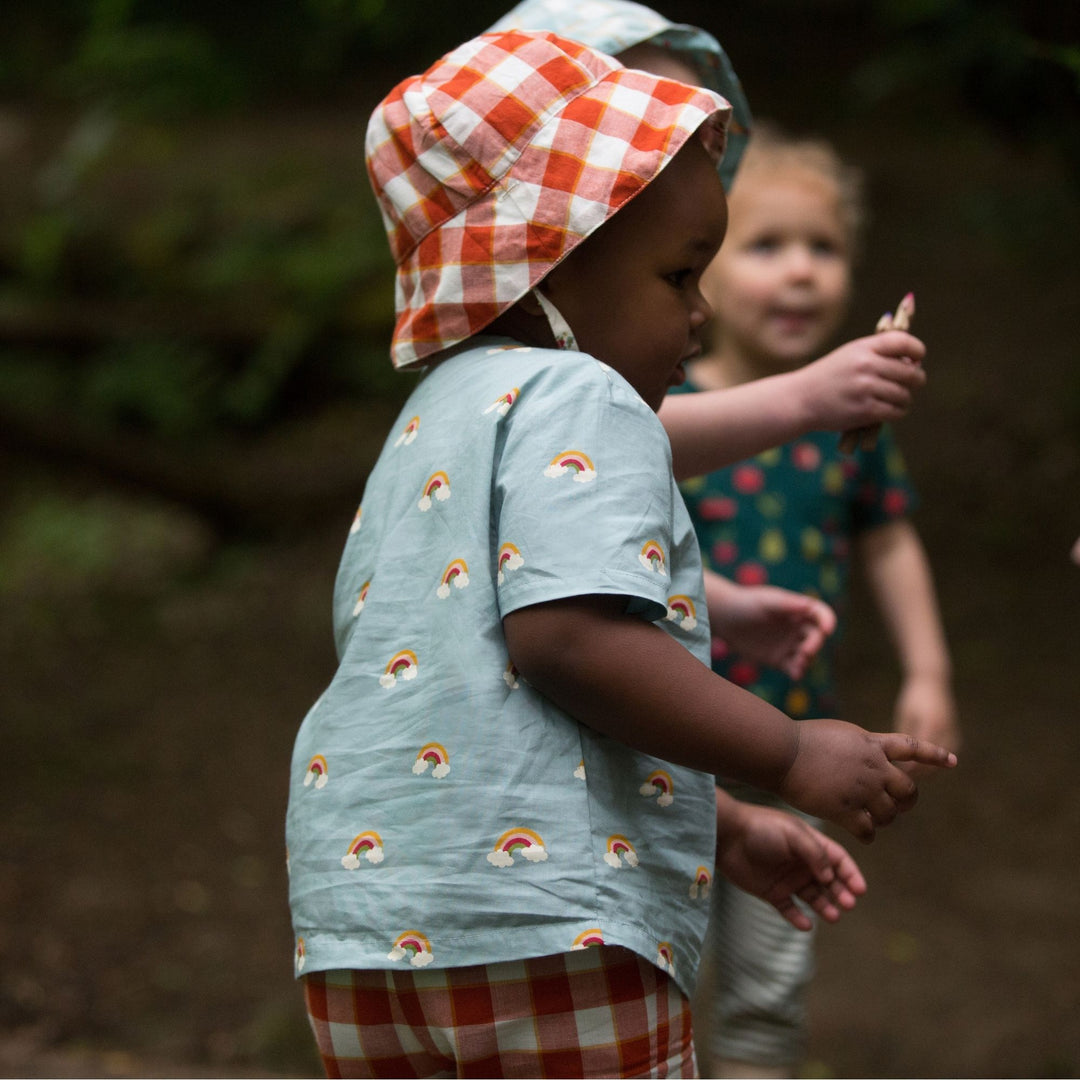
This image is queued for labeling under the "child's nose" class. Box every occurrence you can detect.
[690,288,713,328]
[784,245,816,279]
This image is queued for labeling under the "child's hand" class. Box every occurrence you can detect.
[893,674,960,778]
[705,572,836,679]
[795,331,926,435]
[715,792,866,930]
[777,717,957,843]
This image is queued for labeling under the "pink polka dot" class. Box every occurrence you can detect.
[712,540,738,565]
[698,496,738,521]
[728,660,759,686]
[732,465,765,494]
[883,488,909,515]
[735,562,768,586]
[792,442,821,470]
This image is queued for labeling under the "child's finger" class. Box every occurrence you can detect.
[877,732,958,769]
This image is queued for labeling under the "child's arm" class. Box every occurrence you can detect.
[661,331,926,480]
[503,594,956,843]
[714,788,865,930]
[704,568,836,679]
[856,519,959,772]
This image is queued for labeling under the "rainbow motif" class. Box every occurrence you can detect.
[544,449,596,483]
[664,594,698,632]
[379,649,418,688]
[496,542,524,584]
[638,540,667,575]
[483,387,519,416]
[603,834,639,869]
[487,827,549,867]
[412,742,450,778]
[303,754,328,789]
[342,830,385,869]
[571,928,605,950]
[352,580,371,617]
[638,769,674,807]
[394,415,420,447]
[295,936,306,972]
[418,471,451,511]
[387,930,434,967]
[574,759,586,781]
[436,559,469,599]
[503,661,520,690]
[349,506,363,534]
[689,865,713,900]
[655,941,675,976]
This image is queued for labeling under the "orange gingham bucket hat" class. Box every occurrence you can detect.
[365,28,731,370]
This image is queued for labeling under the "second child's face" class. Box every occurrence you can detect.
[540,139,728,412]
[702,168,852,371]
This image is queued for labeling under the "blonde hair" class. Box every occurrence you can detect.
[733,121,866,251]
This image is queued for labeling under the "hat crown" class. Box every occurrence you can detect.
[367,31,619,265]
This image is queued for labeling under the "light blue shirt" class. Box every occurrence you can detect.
[286,339,716,996]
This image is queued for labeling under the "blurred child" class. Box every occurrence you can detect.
[285,31,955,1079]
[491,0,929,686]
[671,123,960,1078]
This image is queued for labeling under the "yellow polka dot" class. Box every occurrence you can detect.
[785,688,810,717]
[801,527,825,561]
[822,463,844,495]
[758,447,782,467]
[756,492,785,519]
[681,475,706,494]
[759,529,787,563]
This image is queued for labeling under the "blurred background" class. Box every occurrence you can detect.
[1,0,1078,1076]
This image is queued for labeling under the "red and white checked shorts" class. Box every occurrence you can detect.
[302,945,696,1078]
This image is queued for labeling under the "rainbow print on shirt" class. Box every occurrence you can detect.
[487,827,549,867]
[352,580,371,617]
[544,449,596,483]
[639,769,674,807]
[380,649,418,688]
[603,834,639,869]
[341,830,385,869]
[503,661,520,690]
[689,865,713,900]
[349,506,363,534]
[388,930,434,967]
[638,540,667,575]
[436,559,469,599]
[412,742,450,778]
[294,936,306,972]
[484,387,519,417]
[394,415,420,446]
[655,941,676,976]
[572,928,605,950]
[418,471,450,511]
[303,754,328,789]
[665,594,698,631]
[497,542,524,585]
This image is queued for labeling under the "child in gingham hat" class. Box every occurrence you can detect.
[286,29,955,1078]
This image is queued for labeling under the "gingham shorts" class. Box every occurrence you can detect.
[302,945,696,1078]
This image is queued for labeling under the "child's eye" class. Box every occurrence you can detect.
[748,236,781,255]
[664,269,693,288]
[811,238,843,258]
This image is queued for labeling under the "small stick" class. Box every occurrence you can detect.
[839,292,915,453]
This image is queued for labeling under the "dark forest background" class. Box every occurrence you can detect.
[2,2,1079,1077]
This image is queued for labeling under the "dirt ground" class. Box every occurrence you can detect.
[2,100,1080,1078]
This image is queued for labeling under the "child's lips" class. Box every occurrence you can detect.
[772,307,818,334]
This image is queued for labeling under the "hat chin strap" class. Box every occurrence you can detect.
[531,288,579,351]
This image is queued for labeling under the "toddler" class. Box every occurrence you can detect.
[491,0,929,684]
[286,30,954,1079]
[672,123,960,1078]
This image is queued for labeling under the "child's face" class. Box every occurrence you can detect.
[541,139,728,411]
[701,167,852,371]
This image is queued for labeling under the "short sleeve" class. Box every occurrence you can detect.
[493,358,677,623]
